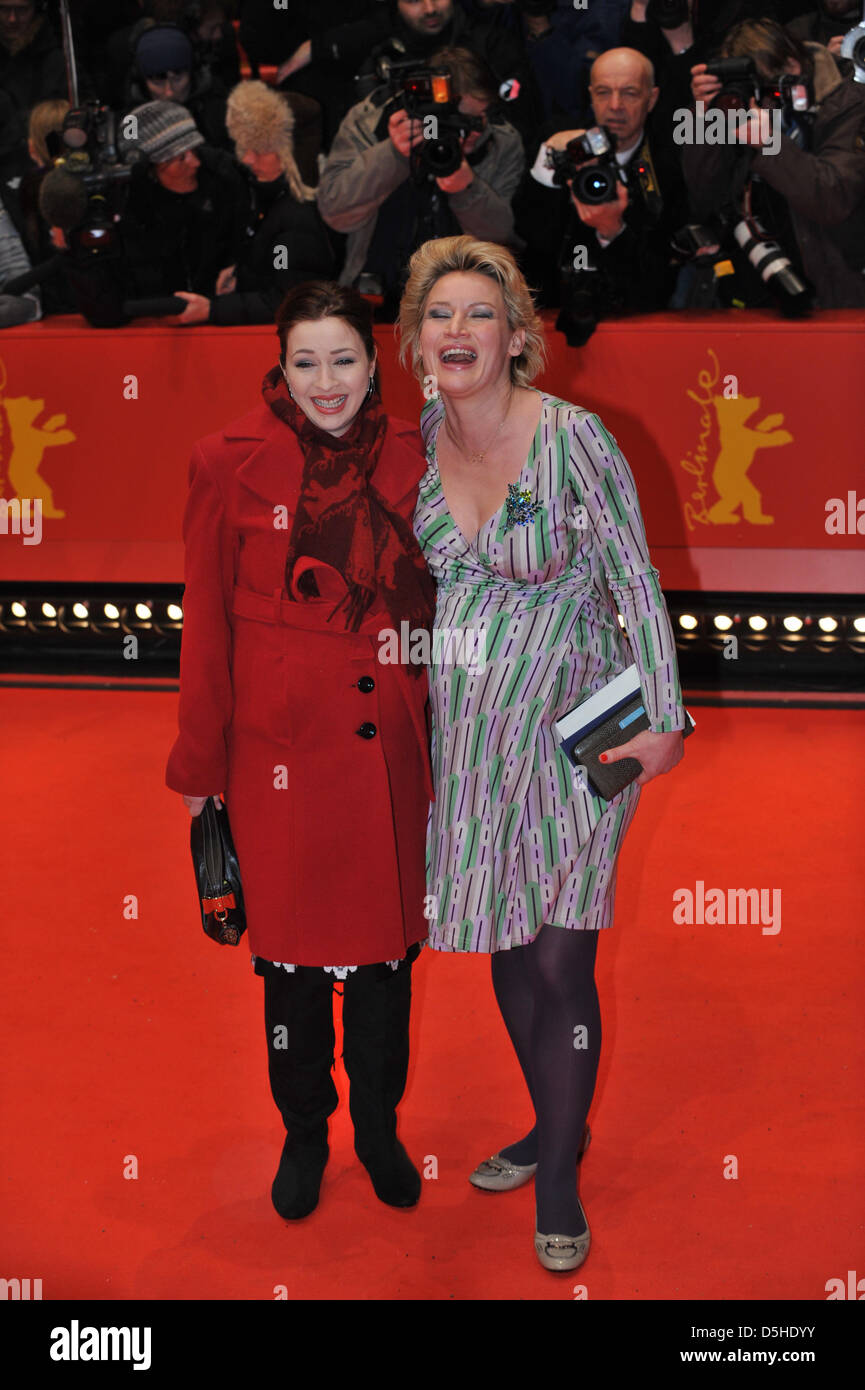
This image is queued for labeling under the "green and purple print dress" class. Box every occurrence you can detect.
[413,391,686,954]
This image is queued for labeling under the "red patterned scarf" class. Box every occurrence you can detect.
[262,365,435,655]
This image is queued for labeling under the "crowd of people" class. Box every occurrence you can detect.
[1,0,864,331]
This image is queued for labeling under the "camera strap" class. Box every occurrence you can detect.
[630,135,663,224]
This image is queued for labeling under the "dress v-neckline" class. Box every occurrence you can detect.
[429,390,547,550]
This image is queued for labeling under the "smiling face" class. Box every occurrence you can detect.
[419,271,524,399]
[283,316,376,436]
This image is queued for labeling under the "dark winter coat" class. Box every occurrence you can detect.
[681,44,865,309]
[0,16,67,147]
[121,145,247,299]
[207,174,336,326]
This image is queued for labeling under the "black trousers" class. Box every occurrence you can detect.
[258,944,420,1154]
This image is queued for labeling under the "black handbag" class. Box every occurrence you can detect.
[189,797,247,946]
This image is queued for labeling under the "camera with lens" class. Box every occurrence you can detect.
[374,58,484,178]
[671,209,811,314]
[43,101,138,257]
[545,126,626,205]
[840,18,865,84]
[703,56,761,109]
[704,57,811,115]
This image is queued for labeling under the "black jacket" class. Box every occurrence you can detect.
[238,0,377,148]
[207,174,336,326]
[514,119,689,340]
[121,145,247,299]
[0,16,68,147]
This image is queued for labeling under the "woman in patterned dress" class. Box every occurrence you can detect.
[398,235,688,1272]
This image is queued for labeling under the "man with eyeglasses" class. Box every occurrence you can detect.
[0,0,68,149]
[515,45,688,345]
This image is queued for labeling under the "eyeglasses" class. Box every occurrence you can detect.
[0,3,36,16]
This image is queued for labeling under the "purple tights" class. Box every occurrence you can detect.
[490,924,601,1237]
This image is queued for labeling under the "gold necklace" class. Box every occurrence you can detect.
[444,388,514,465]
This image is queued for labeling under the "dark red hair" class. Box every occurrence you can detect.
[275,281,379,389]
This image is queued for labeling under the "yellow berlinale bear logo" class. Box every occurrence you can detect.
[680,349,792,530]
[0,359,76,519]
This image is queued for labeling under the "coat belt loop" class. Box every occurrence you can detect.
[272,588,283,623]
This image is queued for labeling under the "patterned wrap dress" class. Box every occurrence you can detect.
[413,391,687,954]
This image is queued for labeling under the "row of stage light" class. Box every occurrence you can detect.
[1,598,184,633]
[1,591,863,664]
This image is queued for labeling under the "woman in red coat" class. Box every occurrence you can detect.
[166,281,435,1220]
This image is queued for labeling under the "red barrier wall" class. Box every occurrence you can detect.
[1,310,863,593]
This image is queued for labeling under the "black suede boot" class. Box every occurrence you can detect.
[262,962,339,1220]
[341,951,421,1208]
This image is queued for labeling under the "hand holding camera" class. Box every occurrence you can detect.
[435,160,475,194]
[572,178,629,241]
[378,61,485,179]
[690,63,722,105]
[544,127,629,242]
[388,108,427,160]
[545,127,628,206]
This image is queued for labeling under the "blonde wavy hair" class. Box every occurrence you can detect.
[398,235,546,389]
[225,80,314,203]
[28,98,70,167]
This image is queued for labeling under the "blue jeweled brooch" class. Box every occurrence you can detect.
[503,483,541,533]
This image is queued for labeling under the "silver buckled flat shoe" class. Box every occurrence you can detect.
[469,1152,538,1191]
[534,1201,591,1272]
[469,1124,591,1191]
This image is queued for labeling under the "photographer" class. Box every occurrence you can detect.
[514,46,688,346]
[317,44,525,318]
[269,0,541,156]
[621,0,781,148]
[683,19,865,309]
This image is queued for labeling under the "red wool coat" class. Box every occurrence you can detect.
[165,402,433,966]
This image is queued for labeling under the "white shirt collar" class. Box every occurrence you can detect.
[530,128,645,187]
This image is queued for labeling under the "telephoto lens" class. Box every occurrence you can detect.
[733,216,811,313]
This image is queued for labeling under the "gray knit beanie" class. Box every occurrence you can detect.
[130,100,205,163]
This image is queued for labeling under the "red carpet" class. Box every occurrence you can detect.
[1,688,862,1301]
